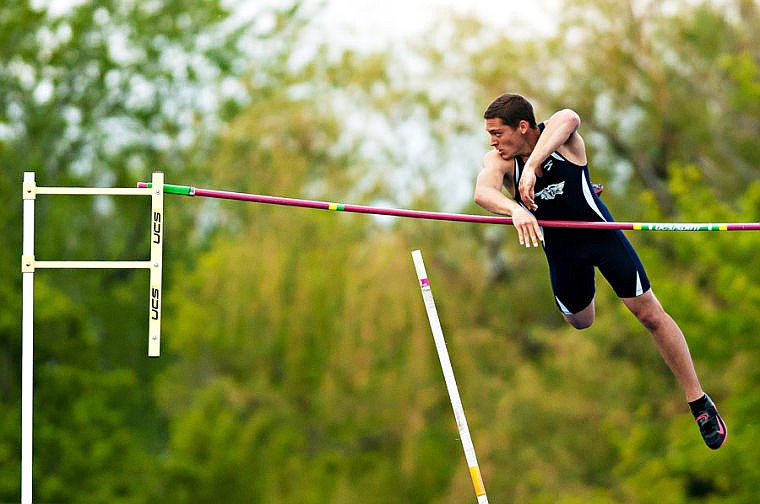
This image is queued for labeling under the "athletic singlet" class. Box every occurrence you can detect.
[513,124,612,225]
[513,123,650,315]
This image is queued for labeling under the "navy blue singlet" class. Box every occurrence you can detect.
[514,123,650,315]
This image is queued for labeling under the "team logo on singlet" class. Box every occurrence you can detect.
[535,181,565,201]
[543,159,553,172]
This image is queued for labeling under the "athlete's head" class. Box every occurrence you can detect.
[484,94,538,160]
[483,93,537,128]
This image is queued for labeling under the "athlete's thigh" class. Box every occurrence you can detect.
[595,230,650,298]
[546,252,595,315]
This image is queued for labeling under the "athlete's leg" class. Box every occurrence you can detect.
[545,238,596,329]
[621,289,704,402]
[564,299,595,329]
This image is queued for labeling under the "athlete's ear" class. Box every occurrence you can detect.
[518,120,530,134]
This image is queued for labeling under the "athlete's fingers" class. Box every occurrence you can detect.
[521,190,532,207]
[516,222,540,248]
[521,191,537,211]
[525,228,535,247]
[524,225,538,248]
[516,224,527,246]
[532,223,543,247]
[518,170,538,210]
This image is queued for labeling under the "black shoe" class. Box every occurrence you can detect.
[689,394,727,450]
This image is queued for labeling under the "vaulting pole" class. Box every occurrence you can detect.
[411,250,489,504]
[137,182,760,231]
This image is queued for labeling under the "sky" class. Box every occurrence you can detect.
[312,0,560,50]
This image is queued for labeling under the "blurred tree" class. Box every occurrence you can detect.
[0,0,308,501]
[154,102,430,501]
[525,0,758,215]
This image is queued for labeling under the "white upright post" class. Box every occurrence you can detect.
[21,172,36,504]
[411,250,489,504]
[19,172,164,501]
[148,172,164,357]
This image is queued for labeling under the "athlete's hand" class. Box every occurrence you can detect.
[512,207,543,248]
[518,168,538,211]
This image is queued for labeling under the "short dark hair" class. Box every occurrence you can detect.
[483,93,536,128]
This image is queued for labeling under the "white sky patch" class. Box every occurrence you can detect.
[230,0,561,53]
[312,0,561,49]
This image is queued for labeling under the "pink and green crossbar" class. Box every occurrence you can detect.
[138,181,760,231]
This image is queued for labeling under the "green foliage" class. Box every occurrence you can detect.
[1,0,307,502]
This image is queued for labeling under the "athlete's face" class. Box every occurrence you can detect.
[485,118,529,160]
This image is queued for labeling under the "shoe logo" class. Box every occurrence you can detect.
[696,412,726,435]
[535,181,565,201]
[716,419,726,435]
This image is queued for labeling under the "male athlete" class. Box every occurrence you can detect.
[474,93,727,449]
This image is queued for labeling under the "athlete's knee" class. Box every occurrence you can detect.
[566,316,593,330]
[628,295,669,332]
[637,307,671,333]
[564,301,595,329]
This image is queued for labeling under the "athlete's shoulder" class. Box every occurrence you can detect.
[545,110,587,166]
[482,149,514,173]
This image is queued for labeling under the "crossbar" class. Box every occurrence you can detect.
[34,261,153,269]
[36,187,153,196]
[137,181,760,231]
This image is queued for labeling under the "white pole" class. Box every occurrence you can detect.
[21,172,36,504]
[148,172,164,357]
[19,172,166,501]
[411,250,489,504]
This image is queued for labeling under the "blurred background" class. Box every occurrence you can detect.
[3,0,760,502]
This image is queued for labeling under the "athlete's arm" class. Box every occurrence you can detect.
[519,109,587,209]
[475,150,543,247]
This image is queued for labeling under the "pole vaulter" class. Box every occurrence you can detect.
[138,180,760,231]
